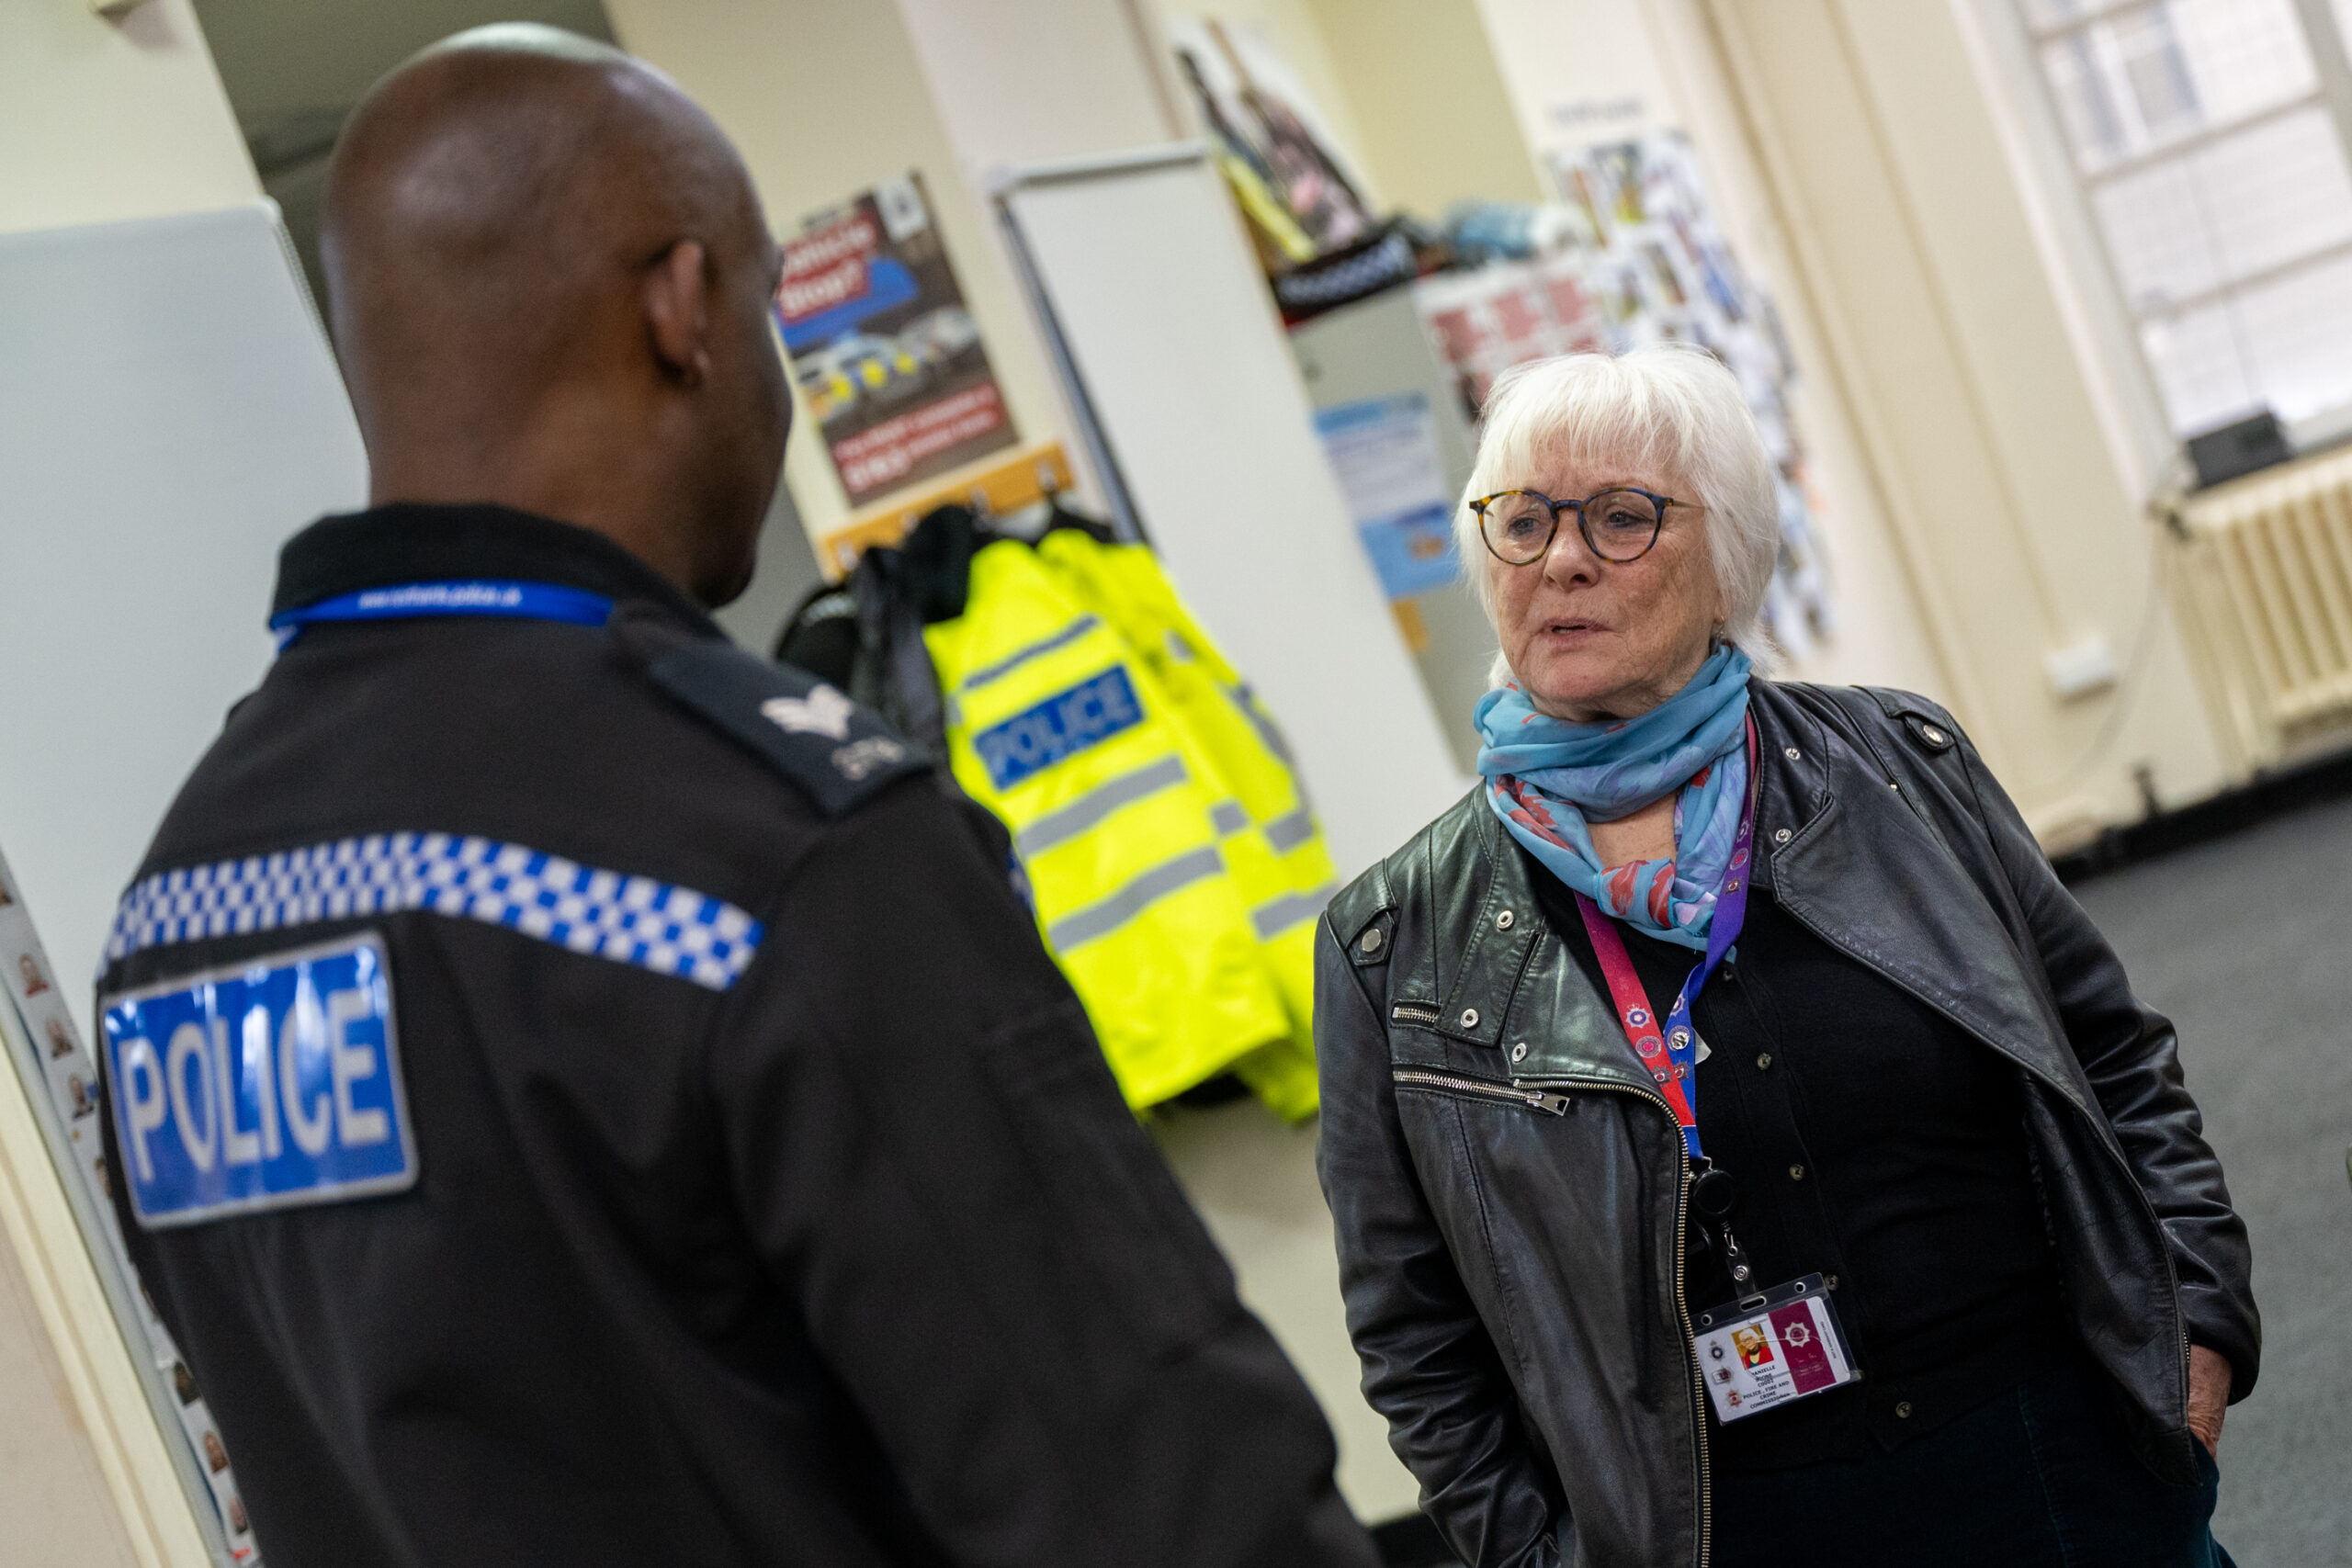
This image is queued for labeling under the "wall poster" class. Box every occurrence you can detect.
[1314,393,1459,602]
[1167,17,1377,268]
[776,174,1019,509]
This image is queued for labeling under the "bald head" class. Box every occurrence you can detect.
[322,25,789,605]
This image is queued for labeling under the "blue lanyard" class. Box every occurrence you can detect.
[270,581,615,649]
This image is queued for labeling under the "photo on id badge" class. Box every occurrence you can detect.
[1695,1274,1860,1422]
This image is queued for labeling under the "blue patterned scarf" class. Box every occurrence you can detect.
[1476,646,1753,951]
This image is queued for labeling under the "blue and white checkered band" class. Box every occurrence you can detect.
[104,833,763,991]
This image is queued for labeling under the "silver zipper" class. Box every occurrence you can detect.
[1390,1068,1570,1116]
[1390,1002,1442,1026]
[1682,1159,1712,1568]
[1510,1073,1712,1567]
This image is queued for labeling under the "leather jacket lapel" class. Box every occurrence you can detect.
[1461,687,2092,1111]
[1411,686,2098,1114]
[1755,692,2092,1115]
[1470,807,1653,1089]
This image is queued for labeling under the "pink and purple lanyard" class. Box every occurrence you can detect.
[1573,716,1762,1278]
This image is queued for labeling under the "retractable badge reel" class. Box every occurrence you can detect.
[1686,1162,1860,1422]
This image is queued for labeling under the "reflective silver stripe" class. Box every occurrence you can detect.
[1046,846,1225,952]
[1263,807,1317,853]
[959,615,1102,691]
[1209,799,1250,837]
[1014,755,1190,859]
[1250,881,1337,941]
[1221,679,1295,766]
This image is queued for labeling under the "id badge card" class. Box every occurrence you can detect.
[1693,1274,1859,1423]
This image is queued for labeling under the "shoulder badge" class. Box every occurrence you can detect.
[102,933,418,1227]
[1859,685,1962,755]
[647,639,929,816]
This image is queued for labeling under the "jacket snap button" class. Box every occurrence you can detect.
[1894,1401,1913,1419]
[1510,1042,1528,1062]
[1788,1163,1806,1181]
[1784,747,1801,761]
[1772,828,1792,844]
[1359,927,1384,954]
[1923,726,1947,745]
[1496,909,1514,930]
[1756,1052,1773,1070]
[1461,1008,1480,1029]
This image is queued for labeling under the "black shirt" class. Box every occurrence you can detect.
[1532,842,2065,1470]
[98,504,1373,1568]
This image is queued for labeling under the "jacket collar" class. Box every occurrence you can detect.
[1451,680,2078,1103]
[273,502,722,637]
[1442,685,1819,1089]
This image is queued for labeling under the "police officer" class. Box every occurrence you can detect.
[96,28,1375,1568]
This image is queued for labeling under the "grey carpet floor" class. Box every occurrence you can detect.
[2072,795,2352,1568]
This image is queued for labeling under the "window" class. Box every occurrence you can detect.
[2018,0,2352,437]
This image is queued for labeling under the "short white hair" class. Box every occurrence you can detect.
[1455,343,1781,668]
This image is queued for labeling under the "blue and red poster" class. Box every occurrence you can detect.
[777,174,1018,506]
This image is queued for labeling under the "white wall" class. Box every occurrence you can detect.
[0,11,272,1563]
[0,209,370,1016]
[897,0,1182,171]
[1946,0,2181,516]
[0,0,256,236]
[1690,0,2229,839]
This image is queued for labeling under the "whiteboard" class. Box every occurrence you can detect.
[0,203,368,1025]
[998,148,1470,880]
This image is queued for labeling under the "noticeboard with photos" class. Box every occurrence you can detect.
[0,847,263,1565]
[1412,132,1837,661]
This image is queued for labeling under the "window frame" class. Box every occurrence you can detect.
[1982,0,2352,464]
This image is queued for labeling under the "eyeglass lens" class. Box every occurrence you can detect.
[1482,490,1663,564]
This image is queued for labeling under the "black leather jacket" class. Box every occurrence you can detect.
[1315,680,2256,1568]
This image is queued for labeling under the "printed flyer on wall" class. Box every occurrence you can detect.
[1314,393,1460,601]
[777,174,1019,508]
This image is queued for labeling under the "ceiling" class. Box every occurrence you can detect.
[190,0,616,306]
[194,0,616,173]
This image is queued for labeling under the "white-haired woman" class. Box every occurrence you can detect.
[1315,344,2254,1568]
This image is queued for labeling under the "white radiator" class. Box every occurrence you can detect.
[2169,445,2352,770]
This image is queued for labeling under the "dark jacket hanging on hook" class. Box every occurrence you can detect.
[775,505,995,766]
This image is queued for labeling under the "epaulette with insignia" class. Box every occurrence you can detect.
[643,636,930,817]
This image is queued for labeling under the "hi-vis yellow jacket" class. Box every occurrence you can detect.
[1035,531,1337,1120]
[923,540,1295,1111]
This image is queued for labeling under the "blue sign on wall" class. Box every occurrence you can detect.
[101,933,418,1228]
[1312,394,1464,600]
[973,666,1145,792]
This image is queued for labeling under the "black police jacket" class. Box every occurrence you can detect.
[1315,679,2257,1568]
[96,503,1376,1568]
